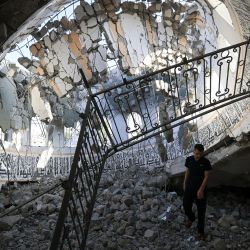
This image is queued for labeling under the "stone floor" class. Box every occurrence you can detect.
[0,169,249,250]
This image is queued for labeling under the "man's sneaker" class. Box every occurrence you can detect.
[197,233,205,241]
[185,220,193,228]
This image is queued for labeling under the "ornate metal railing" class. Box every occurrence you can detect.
[50,40,250,249]
[91,40,250,153]
[50,99,112,249]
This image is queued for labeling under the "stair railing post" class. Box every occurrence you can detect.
[79,69,117,151]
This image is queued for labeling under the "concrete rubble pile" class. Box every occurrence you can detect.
[0,167,249,250]
[0,177,64,250]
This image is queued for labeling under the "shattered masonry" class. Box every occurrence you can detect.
[0,0,243,148]
[12,0,218,128]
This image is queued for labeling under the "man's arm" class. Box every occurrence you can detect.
[197,171,210,199]
[183,168,189,191]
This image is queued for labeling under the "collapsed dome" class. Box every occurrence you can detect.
[0,0,246,148]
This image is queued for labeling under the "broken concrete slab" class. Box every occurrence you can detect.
[46,62,54,76]
[74,4,88,22]
[18,57,32,68]
[43,35,52,50]
[99,0,121,12]
[30,85,53,122]
[0,215,22,231]
[144,229,156,241]
[81,1,94,16]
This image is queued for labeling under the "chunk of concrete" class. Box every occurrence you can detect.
[74,5,88,22]
[144,229,156,241]
[0,215,22,231]
[18,57,32,68]
[212,238,226,250]
[30,85,53,122]
[92,2,105,15]
[51,77,73,97]
[44,35,52,50]
[81,2,94,16]
[46,62,54,76]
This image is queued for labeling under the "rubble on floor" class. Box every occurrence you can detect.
[0,168,249,250]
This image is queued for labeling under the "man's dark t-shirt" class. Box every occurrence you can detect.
[185,156,212,192]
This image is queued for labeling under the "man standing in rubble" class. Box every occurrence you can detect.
[183,144,212,240]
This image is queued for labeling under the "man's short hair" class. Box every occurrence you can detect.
[194,144,204,152]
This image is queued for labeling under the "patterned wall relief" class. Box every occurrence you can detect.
[105,146,162,172]
[0,153,73,180]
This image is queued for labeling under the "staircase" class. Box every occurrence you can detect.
[50,40,250,249]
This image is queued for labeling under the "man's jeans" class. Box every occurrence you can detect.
[183,188,207,234]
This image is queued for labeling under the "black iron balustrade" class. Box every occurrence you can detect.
[92,40,250,153]
[50,40,250,249]
[50,99,113,249]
